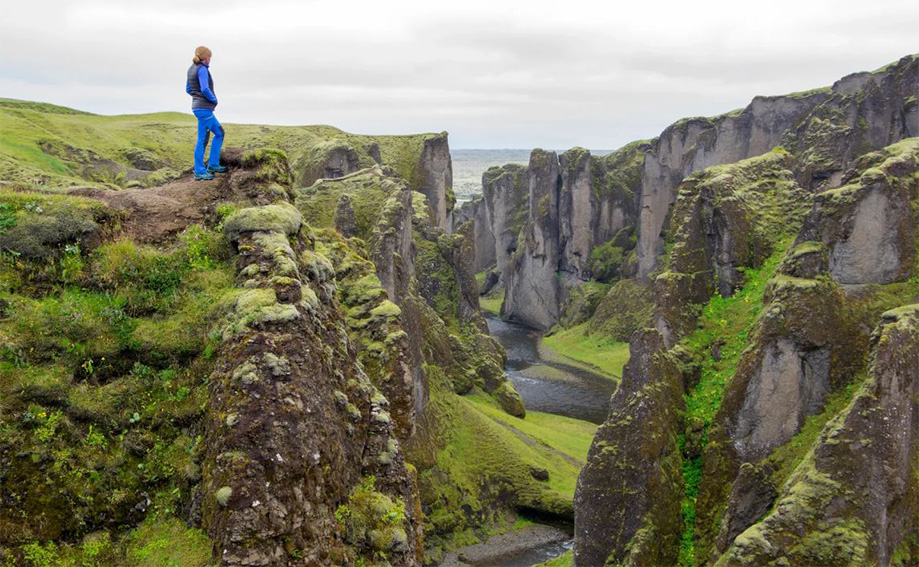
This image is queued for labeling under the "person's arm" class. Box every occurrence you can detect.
[185,78,192,95]
[197,66,218,104]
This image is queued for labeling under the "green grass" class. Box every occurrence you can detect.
[466,392,597,467]
[539,322,629,380]
[676,245,788,567]
[124,518,212,567]
[0,98,443,191]
[407,372,593,561]
[681,249,788,428]
[452,391,587,500]
[0,223,234,555]
[536,550,574,567]
[479,289,504,316]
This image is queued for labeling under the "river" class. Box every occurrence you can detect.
[449,316,616,566]
[486,315,615,425]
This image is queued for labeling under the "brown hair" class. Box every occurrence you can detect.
[192,46,212,65]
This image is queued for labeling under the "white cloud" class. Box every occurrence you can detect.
[1,0,917,148]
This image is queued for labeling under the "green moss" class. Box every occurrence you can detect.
[124,518,212,567]
[296,167,407,241]
[588,240,624,282]
[370,299,402,320]
[215,486,233,506]
[335,476,408,558]
[219,287,298,339]
[591,139,649,200]
[465,392,597,466]
[587,278,655,341]
[223,203,302,242]
[677,244,789,566]
[680,246,788,428]
[414,231,462,330]
[0,189,113,260]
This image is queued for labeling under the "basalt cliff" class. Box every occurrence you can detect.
[0,102,577,567]
[462,55,918,567]
[464,54,918,331]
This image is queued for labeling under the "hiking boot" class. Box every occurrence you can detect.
[207,165,229,173]
[194,172,215,180]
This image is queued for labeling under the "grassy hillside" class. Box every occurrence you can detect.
[0,98,441,191]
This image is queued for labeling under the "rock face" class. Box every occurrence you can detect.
[453,197,496,273]
[574,329,684,567]
[334,194,357,237]
[690,137,919,563]
[634,95,827,279]
[298,143,364,187]
[712,463,777,555]
[464,56,918,311]
[470,141,645,328]
[417,134,453,230]
[575,121,918,566]
[203,204,422,566]
[481,163,529,282]
[503,149,562,330]
[797,139,919,285]
[717,305,919,567]
[558,148,594,280]
[636,55,918,280]
[574,148,815,567]
[722,278,855,461]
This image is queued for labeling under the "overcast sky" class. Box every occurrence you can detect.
[1,0,917,149]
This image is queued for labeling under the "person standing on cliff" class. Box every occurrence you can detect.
[186,46,228,180]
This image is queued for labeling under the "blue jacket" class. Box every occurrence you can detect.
[186,63,217,110]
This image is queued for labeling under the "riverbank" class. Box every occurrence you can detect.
[539,322,629,380]
[439,525,571,567]
[486,316,617,424]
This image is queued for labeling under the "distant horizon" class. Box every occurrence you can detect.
[1,95,622,152]
[2,1,917,148]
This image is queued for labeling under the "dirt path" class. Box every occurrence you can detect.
[70,173,231,243]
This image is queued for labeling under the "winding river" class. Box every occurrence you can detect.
[486,315,615,425]
[463,316,616,566]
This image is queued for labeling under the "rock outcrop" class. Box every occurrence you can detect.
[693,137,919,564]
[0,149,429,567]
[575,126,918,566]
[203,199,422,566]
[481,163,529,282]
[453,197,496,273]
[636,54,918,280]
[417,134,453,231]
[467,56,917,332]
[716,305,919,567]
[797,139,919,285]
[574,329,684,567]
[503,149,562,330]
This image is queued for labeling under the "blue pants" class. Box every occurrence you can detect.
[193,109,224,175]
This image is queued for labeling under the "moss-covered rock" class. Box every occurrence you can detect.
[495,380,526,418]
[586,278,655,341]
[795,138,918,285]
[714,305,919,566]
[574,329,685,567]
[222,202,303,243]
[0,189,114,260]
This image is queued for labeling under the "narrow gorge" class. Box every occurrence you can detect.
[0,53,917,567]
